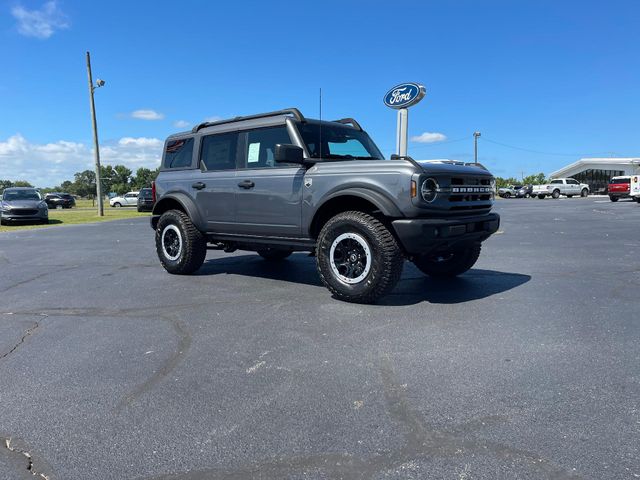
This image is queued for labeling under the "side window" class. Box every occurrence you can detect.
[550,179,562,184]
[200,132,238,171]
[328,138,370,158]
[568,179,578,185]
[163,138,194,169]
[243,126,294,168]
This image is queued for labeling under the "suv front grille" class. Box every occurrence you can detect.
[13,209,38,216]
[428,175,493,213]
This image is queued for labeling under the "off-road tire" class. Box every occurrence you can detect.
[610,196,618,202]
[257,248,292,261]
[155,209,206,275]
[552,190,561,199]
[581,188,589,197]
[316,211,404,304]
[413,244,481,278]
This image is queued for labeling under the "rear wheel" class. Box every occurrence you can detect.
[155,209,206,275]
[551,190,561,199]
[610,196,619,202]
[504,192,511,198]
[581,188,589,197]
[538,194,546,199]
[412,244,481,278]
[257,248,292,261]
[316,211,403,304]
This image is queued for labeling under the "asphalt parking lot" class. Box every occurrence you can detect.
[1,198,639,480]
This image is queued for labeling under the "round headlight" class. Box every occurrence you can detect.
[421,178,439,203]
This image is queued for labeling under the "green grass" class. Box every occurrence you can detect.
[0,201,150,232]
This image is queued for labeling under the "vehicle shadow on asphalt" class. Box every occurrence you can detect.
[382,266,531,306]
[197,254,531,306]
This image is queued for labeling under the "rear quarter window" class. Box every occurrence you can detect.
[163,138,194,169]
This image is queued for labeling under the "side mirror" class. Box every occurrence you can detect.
[274,144,304,164]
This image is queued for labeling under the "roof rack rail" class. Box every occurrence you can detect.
[192,108,305,133]
[333,118,363,131]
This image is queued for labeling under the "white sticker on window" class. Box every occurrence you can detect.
[248,143,260,164]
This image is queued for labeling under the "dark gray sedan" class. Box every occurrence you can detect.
[0,187,49,225]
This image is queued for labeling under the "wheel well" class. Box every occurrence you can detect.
[151,198,187,229]
[310,195,382,239]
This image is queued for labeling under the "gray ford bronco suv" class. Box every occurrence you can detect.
[151,108,499,303]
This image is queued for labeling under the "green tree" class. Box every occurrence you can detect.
[522,172,547,185]
[73,170,96,198]
[131,167,157,189]
[13,180,33,187]
[0,180,13,191]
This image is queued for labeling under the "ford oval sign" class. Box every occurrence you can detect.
[383,83,426,109]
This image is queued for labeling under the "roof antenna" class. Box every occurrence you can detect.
[319,87,322,159]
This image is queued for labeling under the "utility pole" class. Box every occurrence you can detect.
[473,131,481,165]
[86,51,105,216]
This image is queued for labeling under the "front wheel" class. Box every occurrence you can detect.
[581,188,589,197]
[538,194,546,199]
[113,202,122,208]
[504,192,511,198]
[610,196,619,202]
[551,190,561,199]
[316,211,403,304]
[155,209,206,275]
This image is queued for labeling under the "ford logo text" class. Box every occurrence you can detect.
[383,83,426,109]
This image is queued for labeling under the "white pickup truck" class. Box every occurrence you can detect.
[532,178,590,199]
[632,175,640,203]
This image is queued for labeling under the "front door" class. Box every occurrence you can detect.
[234,126,304,237]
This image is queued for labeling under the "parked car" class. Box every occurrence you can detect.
[608,176,632,202]
[497,185,523,198]
[109,191,139,208]
[0,187,48,225]
[137,188,154,212]
[151,108,500,303]
[532,178,589,199]
[44,192,76,209]
[516,184,533,198]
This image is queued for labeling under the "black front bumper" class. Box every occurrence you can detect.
[392,213,500,255]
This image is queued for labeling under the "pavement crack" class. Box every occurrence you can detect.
[3,438,50,480]
[0,266,78,294]
[117,313,192,410]
[0,320,41,361]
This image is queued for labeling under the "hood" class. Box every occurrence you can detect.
[3,199,43,208]
[414,159,493,177]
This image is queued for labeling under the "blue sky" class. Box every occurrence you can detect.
[1,0,639,186]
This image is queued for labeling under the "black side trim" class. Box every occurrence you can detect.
[207,232,316,250]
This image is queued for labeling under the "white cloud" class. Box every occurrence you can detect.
[173,120,190,129]
[0,134,163,187]
[131,109,165,121]
[11,1,70,39]
[410,132,447,144]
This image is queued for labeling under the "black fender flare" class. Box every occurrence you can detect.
[319,187,403,218]
[151,192,205,231]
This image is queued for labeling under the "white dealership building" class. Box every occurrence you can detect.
[550,157,640,194]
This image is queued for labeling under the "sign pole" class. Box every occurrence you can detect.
[397,108,408,157]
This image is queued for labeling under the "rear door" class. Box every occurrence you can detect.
[234,125,304,237]
[194,131,240,232]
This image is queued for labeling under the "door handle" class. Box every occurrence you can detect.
[238,180,255,189]
[192,182,206,190]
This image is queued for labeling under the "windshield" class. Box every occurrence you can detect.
[3,189,41,201]
[297,123,384,160]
